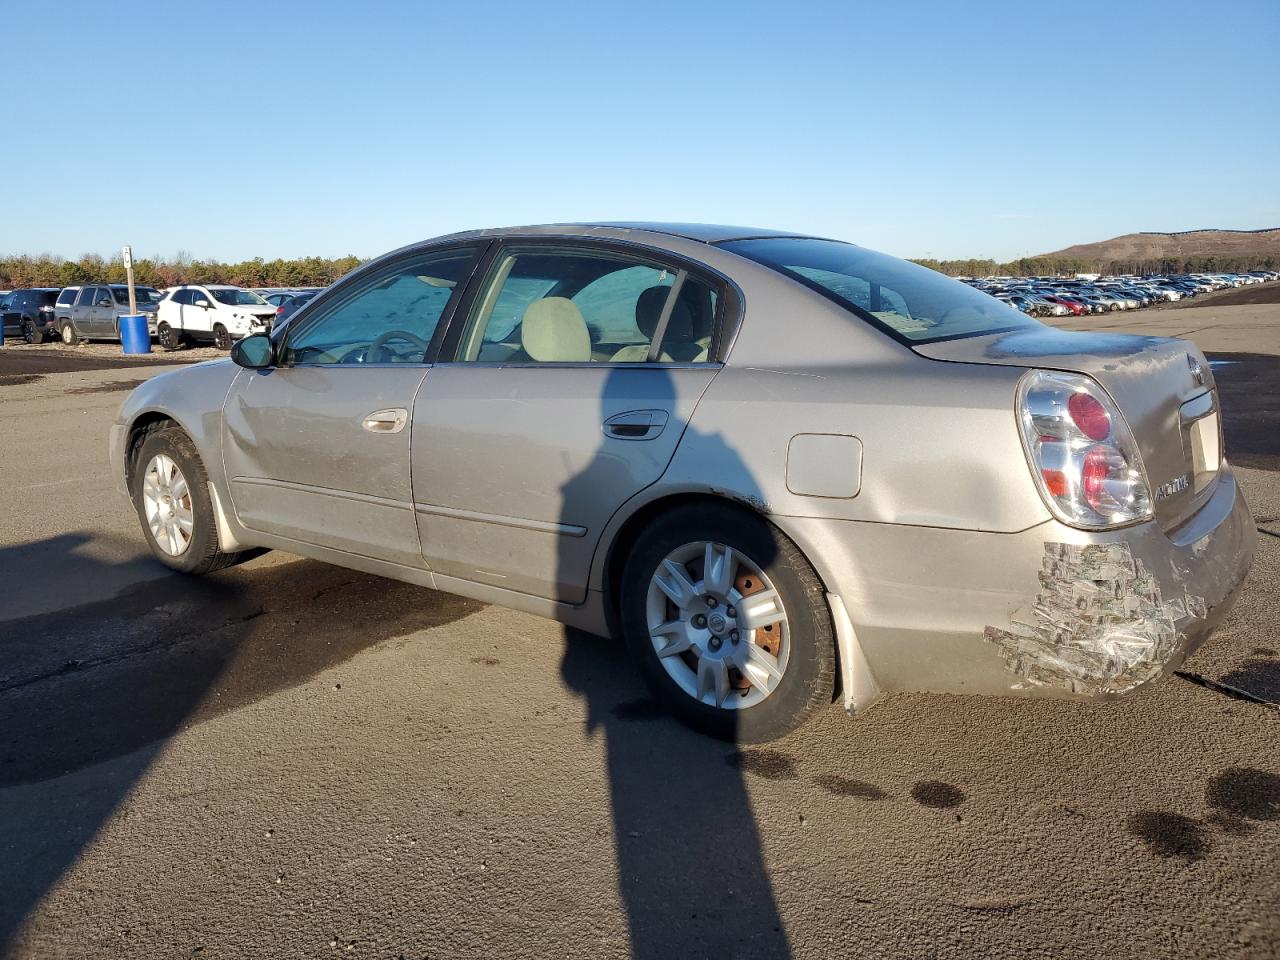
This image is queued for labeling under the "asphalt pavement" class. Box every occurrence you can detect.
[0,311,1277,959]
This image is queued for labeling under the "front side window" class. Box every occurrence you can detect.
[721,237,1037,344]
[113,286,162,305]
[283,247,478,365]
[455,246,718,363]
[210,288,268,306]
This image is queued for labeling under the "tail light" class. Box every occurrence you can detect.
[39,305,54,312]
[276,306,285,316]
[1017,370,1152,528]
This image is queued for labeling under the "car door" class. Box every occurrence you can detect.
[91,286,117,335]
[186,287,214,334]
[71,287,97,335]
[169,288,193,331]
[411,241,725,604]
[221,244,484,567]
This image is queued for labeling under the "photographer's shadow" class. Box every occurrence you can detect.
[558,365,792,959]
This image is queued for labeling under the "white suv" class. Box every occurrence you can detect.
[156,285,277,350]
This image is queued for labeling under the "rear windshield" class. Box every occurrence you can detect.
[720,237,1038,344]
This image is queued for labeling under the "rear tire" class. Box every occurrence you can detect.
[132,424,254,575]
[60,321,79,345]
[24,321,45,344]
[619,502,835,743]
[213,324,231,350]
[157,321,180,351]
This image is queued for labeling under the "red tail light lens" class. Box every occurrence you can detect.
[1067,392,1110,440]
[276,306,285,315]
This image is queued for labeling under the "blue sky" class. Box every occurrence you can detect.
[7,0,1278,262]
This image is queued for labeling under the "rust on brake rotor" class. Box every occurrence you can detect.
[735,571,779,658]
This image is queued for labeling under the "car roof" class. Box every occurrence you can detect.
[567,222,819,243]
[429,222,824,245]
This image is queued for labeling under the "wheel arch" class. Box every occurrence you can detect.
[597,490,852,705]
[124,412,184,493]
[123,409,249,554]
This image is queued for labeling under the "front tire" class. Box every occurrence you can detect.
[132,424,253,574]
[620,503,836,742]
[212,324,231,350]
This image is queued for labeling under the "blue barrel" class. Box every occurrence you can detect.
[119,314,151,355]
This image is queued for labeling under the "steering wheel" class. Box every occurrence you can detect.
[368,329,430,363]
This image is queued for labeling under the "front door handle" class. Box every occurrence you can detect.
[603,409,668,441]
[362,408,408,434]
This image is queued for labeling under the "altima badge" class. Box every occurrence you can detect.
[1155,473,1191,500]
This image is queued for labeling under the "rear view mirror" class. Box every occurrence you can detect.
[98,299,112,307]
[195,299,210,308]
[230,334,274,369]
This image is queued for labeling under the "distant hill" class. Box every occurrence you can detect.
[1037,228,1280,266]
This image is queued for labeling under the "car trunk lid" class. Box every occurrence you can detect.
[914,326,1221,531]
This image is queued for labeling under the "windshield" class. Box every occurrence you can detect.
[210,288,268,306]
[112,287,162,305]
[720,237,1038,344]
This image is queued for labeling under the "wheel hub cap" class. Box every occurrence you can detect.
[141,453,195,557]
[645,540,790,710]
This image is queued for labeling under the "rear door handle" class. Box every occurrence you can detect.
[603,409,668,441]
[362,408,408,434]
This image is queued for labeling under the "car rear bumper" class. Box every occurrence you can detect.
[780,464,1255,700]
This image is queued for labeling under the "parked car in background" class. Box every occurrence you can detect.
[260,288,321,307]
[110,222,1254,742]
[156,285,277,350]
[0,291,14,337]
[1039,294,1088,316]
[52,284,164,344]
[275,289,318,326]
[3,288,61,342]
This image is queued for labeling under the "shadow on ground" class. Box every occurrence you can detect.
[560,628,792,959]
[0,534,480,953]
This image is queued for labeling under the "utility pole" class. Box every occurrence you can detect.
[123,245,137,315]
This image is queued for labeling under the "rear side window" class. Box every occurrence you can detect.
[721,237,1037,345]
[455,246,718,363]
[35,291,58,306]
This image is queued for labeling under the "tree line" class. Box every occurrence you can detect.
[0,253,365,290]
[4,248,1278,291]
[910,253,1280,278]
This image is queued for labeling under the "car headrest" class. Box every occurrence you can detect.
[635,286,693,343]
[521,297,591,362]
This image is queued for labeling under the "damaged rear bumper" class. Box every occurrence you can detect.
[780,465,1254,700]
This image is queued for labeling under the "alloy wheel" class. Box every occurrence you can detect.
[646,541,790,709]
[142,453,195,556]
